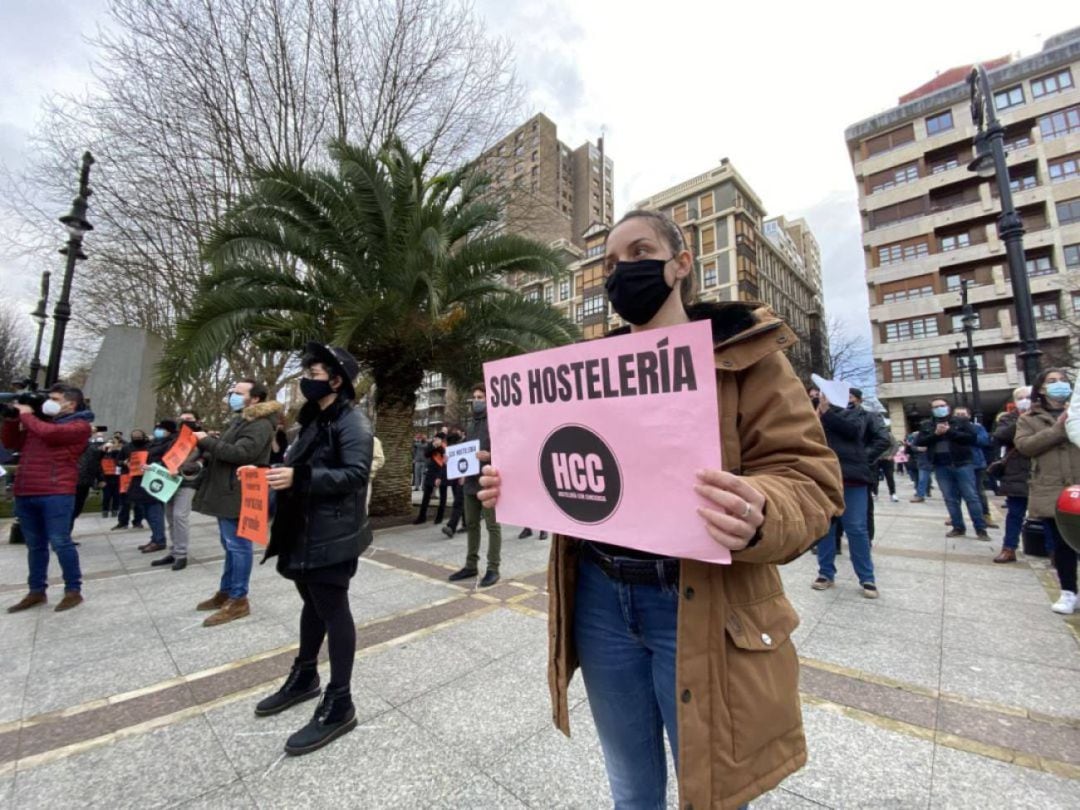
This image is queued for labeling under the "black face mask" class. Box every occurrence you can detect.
[131,437,148,447]
[300,378,335,402]
[810,397,820,409]
[604,258,674,326]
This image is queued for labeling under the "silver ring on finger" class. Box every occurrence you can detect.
[741,501,751,519]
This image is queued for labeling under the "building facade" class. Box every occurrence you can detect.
[844,27,1080,431]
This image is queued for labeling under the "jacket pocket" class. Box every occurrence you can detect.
[723,593,803,761]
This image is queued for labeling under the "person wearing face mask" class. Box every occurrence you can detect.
[914,398,990,540]
[1014,368,1079,614]
[257,343,373,755]
[447,384,504,587]
[152,410,204,571]
[989,388,1032,563]
[413,430,449,525]
[3,385,94,612]
[192,378,282,626]
[114,429,151,532]
[129,421,178,555]
[475,210,843,809]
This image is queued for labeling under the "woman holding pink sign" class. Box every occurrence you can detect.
[479,210,843,809]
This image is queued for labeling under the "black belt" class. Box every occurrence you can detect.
[582,542,679,587]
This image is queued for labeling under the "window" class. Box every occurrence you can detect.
[865,124,915,156]
[1039,106,1080,141]
[700,225,716,255]
[558,278,570,301]
[877,238,929,266]
[1065,244,1080,269]
[1033,301,1060,321]
[672,202,689,224]
[930,155,959,174]
[585,243,604,258]
[1057,197,1080,225]
[1073,293,1080,316]
[885,316,939,342]
[869,196,928,229]
[1048,154,1079,183]
[925,110,954,136]
[702,260,718,287]
[1025,256,1055,277]
[524,287,541,303]
[581,295,605,318]
[1009,171,1038,192]
[881,281,934,304]
[699,192,714,217]
[950,313,980,333]
[940,232,971,252]
[544,286,553,305]
[1003,133,1032,154]
[889,357,942,381]
[1031,68,1073,99]
[869,162,919,193]
[945,273,974,291]
[994,86,1025,111]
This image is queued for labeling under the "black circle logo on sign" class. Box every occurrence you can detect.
[457,458,469,474]
[149,479,164,494]
[538,424,622,525]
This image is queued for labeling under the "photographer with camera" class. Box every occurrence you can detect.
[914,398,990,540]
[2,385,94,612]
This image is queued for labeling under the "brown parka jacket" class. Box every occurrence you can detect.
[1015,403,1080,518]
[547,303,844,810]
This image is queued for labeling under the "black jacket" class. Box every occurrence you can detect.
[819,405,886,485]
[463,410,491,496]
[991,411,1030,497]
[264,398,374,572]
[914,417,977,466]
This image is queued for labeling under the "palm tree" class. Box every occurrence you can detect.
[162,138,578,515]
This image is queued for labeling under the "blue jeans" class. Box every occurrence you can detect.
[143,501,167,544]
[816,485,874,584]
[1003,496,1028,551]
[934,464,986,533]
[15,494,82,594]
[217,517,253,599]
[575,554,679,809]
[916,467,932,498]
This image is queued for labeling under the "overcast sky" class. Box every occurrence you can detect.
[2,1,1077,360]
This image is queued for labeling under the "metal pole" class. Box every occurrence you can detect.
[27,271,51,390]
[955,342,968,407]
[970,66,1040,384]
[960,280,982,421]
[44,152,93,388]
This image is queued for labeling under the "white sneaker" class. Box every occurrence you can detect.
[890,494,899,503]
[1051,591,1077,615]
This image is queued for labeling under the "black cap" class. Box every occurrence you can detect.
[850,388,863,400]
[302,342,360,400]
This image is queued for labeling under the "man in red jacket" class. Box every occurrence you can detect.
[2,385,94,612]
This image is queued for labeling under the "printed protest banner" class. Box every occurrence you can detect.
[484,320,728,563]
[128,450,149,477]
[237,466,270,546]
[119,473,132,494]
[446,439,480,481]
[100,458,117,476]
[140,463,182,503]
[162,424,198,475]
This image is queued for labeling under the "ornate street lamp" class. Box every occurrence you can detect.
[967,66,1040,384]
[27,271,51,389]
[44,152,94,387]
[960,279,982,421]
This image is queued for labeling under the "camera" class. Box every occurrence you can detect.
[0,391,47,419]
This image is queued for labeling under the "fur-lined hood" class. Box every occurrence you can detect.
[242,401,283,422]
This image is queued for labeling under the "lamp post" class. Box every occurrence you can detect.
[954,341,969,408]
[959,279,982,421]
[967,65,1040,384]
[44,151,94,388]
[27,271,51,390]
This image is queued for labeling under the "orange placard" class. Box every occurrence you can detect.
[101,458,117,476]
[119,473,132,494]
[162,425,198,475]
[128,450,149,477]
[237,467,270,546]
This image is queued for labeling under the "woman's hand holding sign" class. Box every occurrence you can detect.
[694,469,765,551]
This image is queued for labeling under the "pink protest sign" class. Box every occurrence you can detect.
[484,319,728,564]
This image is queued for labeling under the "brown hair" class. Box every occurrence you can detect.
[1032,367,1070,409]
[608,209,698,307]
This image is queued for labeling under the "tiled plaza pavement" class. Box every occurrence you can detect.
[1,475,1078,808]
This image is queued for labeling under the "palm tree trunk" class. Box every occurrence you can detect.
[369,397,417,516]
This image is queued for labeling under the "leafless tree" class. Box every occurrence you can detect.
[822,316,877,386]
[2,0,523,399]
[0,304,33,392]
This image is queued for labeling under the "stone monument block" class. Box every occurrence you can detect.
[84,326,164,435]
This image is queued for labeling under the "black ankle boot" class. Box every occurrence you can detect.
[284,686,357,756]
[254,659,321,717]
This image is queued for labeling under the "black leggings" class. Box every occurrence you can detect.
[295,581,356,690]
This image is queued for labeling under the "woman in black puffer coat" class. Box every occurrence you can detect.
[256,342,373,757]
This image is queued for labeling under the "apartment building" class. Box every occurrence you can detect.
[844,26,1080,431]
